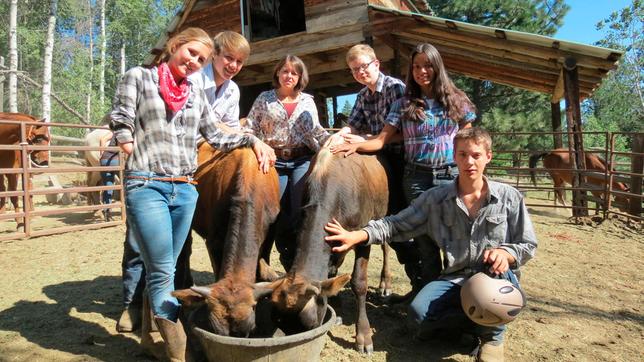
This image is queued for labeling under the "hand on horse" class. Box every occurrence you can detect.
[329,142,359,157]
[324,218,368,253]
[252,140,275,174]
[483,248,516,275]
[342,133,366,144]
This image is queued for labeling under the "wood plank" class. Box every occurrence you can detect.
[369,14,619,71]
[305,0,368,33]
[247,24,366,65]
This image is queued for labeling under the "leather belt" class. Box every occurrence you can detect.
[407,162,456,172]
[126,175,197,185]
[274,147,312,161]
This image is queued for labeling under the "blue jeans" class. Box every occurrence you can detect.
[408,270,520,344]
[274,156,311,270]
[122,219,145,308]
[124,171,198,321]
[100,157,120,205]
[403,164,459,286]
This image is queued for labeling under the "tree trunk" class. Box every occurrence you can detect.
[120,42,126,75]
[9,0,18,113]
[86,0,94,124]
[42,0,58,122]
[99,0,106,110]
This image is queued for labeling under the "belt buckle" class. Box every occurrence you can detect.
[282,148,292,159]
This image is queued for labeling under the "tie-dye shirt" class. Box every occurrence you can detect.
[386,97,476,168]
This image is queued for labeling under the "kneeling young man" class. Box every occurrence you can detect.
[324,127,537,362]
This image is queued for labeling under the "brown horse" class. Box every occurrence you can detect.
[529,148,630,210]
[0,113,50,224]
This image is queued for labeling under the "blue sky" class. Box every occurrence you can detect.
[555,0,632,45]
[332,1,632,125]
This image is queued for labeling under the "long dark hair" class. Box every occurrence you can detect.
[402,43,476,124]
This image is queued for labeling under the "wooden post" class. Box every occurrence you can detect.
[563,58,588,217]
[332,95,338,127]
[0,56,4,112]
[550,101,562,148]
[630,133,643,217]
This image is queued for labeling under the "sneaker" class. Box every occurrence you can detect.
[478,341,504,362]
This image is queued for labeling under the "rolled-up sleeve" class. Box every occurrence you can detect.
[500,196,538,267]
[109,69,139,144]
[200,104,256,152]
[364,190,433,245]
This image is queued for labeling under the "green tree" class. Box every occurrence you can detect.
[585,0,643,137]
[425,0,570,150]
[341,100,352,116]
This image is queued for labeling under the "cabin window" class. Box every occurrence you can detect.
[241,0,306,41]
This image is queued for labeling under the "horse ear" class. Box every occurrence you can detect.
[319,274,351,297]
[172,286,209,306]
[258,258,281,282]
[253,280,281,300]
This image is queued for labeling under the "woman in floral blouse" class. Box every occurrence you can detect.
[245,54,341,269]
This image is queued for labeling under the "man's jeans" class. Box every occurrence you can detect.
[124,171,198,321]
[100,157,120,205]
[408,270,521,344]
[402,164,459,286]
[274,156,311,270]
[121,219,145,308]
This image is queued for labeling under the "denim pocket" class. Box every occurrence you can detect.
[125,178,148,193]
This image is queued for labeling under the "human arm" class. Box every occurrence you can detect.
[329,124,398,157]
[324,218,369,252]
[109,68,140,153]
[200,102,275,173]
[325,189,435,253]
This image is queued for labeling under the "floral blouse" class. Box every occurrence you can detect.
[244,89,330,151]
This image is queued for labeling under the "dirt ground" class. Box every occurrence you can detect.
[0,186,642,361]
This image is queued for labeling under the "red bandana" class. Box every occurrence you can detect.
[157,62,190,112]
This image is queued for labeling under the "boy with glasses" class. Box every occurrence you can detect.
[342,44,424,295]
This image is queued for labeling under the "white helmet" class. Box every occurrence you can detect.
[460,272,526,327]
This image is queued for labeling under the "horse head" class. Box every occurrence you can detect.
[26,119,50,168]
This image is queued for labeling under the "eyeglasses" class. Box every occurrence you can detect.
[349,60,375,74]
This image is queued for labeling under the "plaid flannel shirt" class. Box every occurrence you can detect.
[110,66,256,176]
[348,72,405,135]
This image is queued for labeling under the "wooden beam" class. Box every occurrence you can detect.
[368,14,619,71]
[551,69,564,102]
[550,101,563,148]
[247,23,365,66]
[563,57,588,217]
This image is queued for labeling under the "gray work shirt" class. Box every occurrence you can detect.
[364,177,538,284]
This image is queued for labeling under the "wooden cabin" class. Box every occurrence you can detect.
[146,0,622,128]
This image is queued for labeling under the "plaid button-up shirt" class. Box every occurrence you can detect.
[110,66,256,176]
[386,97,476,168]
[364,178,537,285]
[348,72,405,136]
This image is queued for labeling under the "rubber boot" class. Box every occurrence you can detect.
[155,316,190,362]
[478,341,504,362]
[140,297,165,360]
[116,304,142,332]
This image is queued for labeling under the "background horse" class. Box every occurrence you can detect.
[0,113,50,225]
[529,148,630,211]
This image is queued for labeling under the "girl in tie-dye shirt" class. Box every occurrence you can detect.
[331,43,476,285]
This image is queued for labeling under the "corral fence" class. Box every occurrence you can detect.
[0,120,125,242]
[488,131,643,223]
[1,126,642,242]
